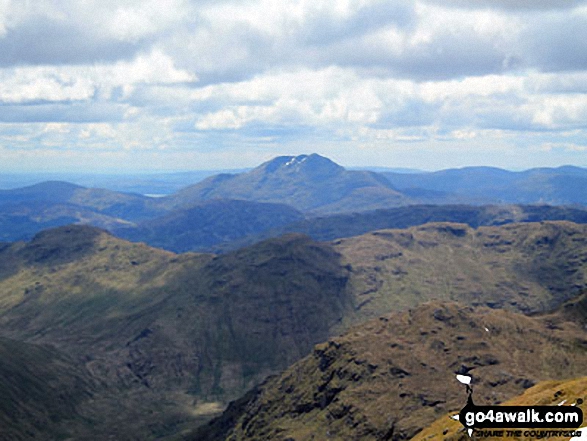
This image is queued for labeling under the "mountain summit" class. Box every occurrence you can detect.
[256,154,344,177]
[168,153,408,213]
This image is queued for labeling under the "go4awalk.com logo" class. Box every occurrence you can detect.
[454,373,584,439]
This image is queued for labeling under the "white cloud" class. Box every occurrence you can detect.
[192,67,383,130]
[0,49,195,105]
[526,95,587,129]
[105,0,191,42]
[1,0,587,171]
[0,69,95,103]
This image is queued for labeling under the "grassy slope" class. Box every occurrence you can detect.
[0,225,208,439]
[2,221,587,438]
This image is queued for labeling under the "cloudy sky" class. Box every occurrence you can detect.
[1,0,587,172]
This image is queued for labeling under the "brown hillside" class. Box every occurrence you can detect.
[191,301,587,441]
[413,377,587,441]
[335,221,587,328]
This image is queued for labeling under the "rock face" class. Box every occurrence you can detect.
[191,301,587,441]
[335,221,587,324]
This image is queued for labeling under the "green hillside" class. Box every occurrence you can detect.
[0,226,352,439]
[335,221,587,326]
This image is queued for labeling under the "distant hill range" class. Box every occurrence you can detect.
[212,203,587,253]
[1,154,587,251]
[382,165,587,206]
[114,199,304,253]
[2,155,587,440]
[0,180,162,241]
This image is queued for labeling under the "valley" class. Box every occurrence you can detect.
[0,155,586,440]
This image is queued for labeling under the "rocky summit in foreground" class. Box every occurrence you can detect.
[191,299,587,441]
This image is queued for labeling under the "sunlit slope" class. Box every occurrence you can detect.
[335,221,587,326]
[0,224,183,345]
[191,301,587,441]
[0,225,353,438]
[413,377,587,441]
[2,221,587,438]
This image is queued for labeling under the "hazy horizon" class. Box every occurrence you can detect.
[1,155,586,177]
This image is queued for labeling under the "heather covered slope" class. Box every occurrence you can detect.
[191,301,587,441]
[335,221,587,326]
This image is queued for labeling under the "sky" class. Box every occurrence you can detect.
[1,0,587,172]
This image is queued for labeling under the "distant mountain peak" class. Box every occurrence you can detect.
[259,153,344,175]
